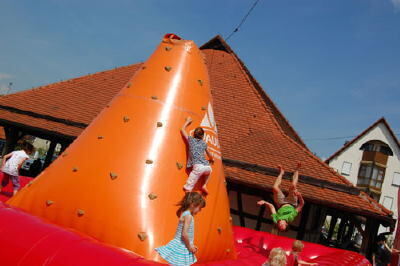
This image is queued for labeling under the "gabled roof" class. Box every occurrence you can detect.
[326,117,400,163]
[0,36,393,221]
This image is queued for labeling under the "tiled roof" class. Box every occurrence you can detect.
[0,36,392,220]
[0,64,142,139]
[325,117,400,163]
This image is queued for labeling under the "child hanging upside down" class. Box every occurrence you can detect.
[181,117,214,195]
[257,163,304,232]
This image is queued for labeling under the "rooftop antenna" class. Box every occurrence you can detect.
[5,82,13,95]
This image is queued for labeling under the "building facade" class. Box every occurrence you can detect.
[326,118,400,233]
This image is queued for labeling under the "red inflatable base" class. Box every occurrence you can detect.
[0,200,370,266]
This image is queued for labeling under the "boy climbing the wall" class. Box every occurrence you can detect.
[257,163,304,232]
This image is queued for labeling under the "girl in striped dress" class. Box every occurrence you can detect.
[155,192,206,265]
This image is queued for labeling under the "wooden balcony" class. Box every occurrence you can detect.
[362,151,388,166]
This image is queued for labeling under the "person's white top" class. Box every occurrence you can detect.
[3,150,29,176]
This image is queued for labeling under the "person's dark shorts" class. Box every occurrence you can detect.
[1,173,20,190]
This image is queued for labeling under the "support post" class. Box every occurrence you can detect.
[43,140,57,169]
[328,216,338,242]
[2,127,23,155]
[237,191,245,227]
[297,203,311,240]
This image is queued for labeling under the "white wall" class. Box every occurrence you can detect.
[328,122,400,233]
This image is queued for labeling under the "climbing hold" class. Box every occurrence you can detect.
[123,116,130,123]
[97,136,104,140]
[217,227,222,234]
[138,232,147,241]
[176,162,183,170]
[197,79,203,86]
[201,106,206,111]
[72,167,78,172]
[27,181,34,187]
[157,122,163,127]
[62,152,68,157]
[148,193,157,200]
[77,209,85,217]
[142,66,146,70]
[165,47,172,51]
[229,216,233,222]
[151,96,158,100]
[164,66,172,72]
[109,172,118,180]
[127,82,132,88]
[145,159,153,164]
[226,249,231,253]
[46,200,54,206]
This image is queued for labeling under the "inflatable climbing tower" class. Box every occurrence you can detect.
[7,34,236,263]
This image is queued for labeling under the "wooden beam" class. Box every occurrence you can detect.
[223,158,360,195]
[327,216,338,241]
[237,191,245,227]
[43,140,57,169]
[255,204,266,231]
[297,203,311,240]
[0,105,87,128]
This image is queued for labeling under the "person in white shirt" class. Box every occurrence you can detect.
[0,141,34,196]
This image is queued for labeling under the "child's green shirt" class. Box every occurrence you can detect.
[271,205,298,224]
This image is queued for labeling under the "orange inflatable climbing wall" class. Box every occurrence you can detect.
[7,34,236,263]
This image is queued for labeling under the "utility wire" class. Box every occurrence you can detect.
[304,133,400,142]
[226,0,261,41]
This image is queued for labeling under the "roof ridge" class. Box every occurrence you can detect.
[200,36,307,148]
[325,117,400,163]
[0,63,141,99]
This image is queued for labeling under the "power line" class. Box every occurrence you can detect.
[304,133,400,142]
[226,0,261,41]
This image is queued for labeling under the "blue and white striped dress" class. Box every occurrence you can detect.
[155,210,196,265]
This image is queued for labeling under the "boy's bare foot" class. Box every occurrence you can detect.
[201,186,209,196]
[277,165,284,174]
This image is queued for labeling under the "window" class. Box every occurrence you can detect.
[341,162,352,176]
[357,163,386,190]
[357,164,372,186]
[392,172,400,186]
[382,196,394,211]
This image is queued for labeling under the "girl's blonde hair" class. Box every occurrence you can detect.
[292,240,304,252]
[268,247,287,266]
[176,192,206,217]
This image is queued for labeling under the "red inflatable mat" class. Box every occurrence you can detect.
[0,174,32,202]
[199,226,370,266]
[0,200,370,265]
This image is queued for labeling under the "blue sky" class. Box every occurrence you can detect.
[0,0,399,158]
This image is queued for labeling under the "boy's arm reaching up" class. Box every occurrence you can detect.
[180,117,192,140]
[296,192,305,213]
[205,148,214,164]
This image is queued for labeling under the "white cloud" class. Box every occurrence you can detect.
[391,0,400,11]
[0,73,12,80]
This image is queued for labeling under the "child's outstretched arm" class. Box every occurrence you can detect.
[181,215,197,254]
[180,117,192,140]
[17,158,28,171]
[205,148,214,164]
[296,192,305,213]
[257,200,277,214]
